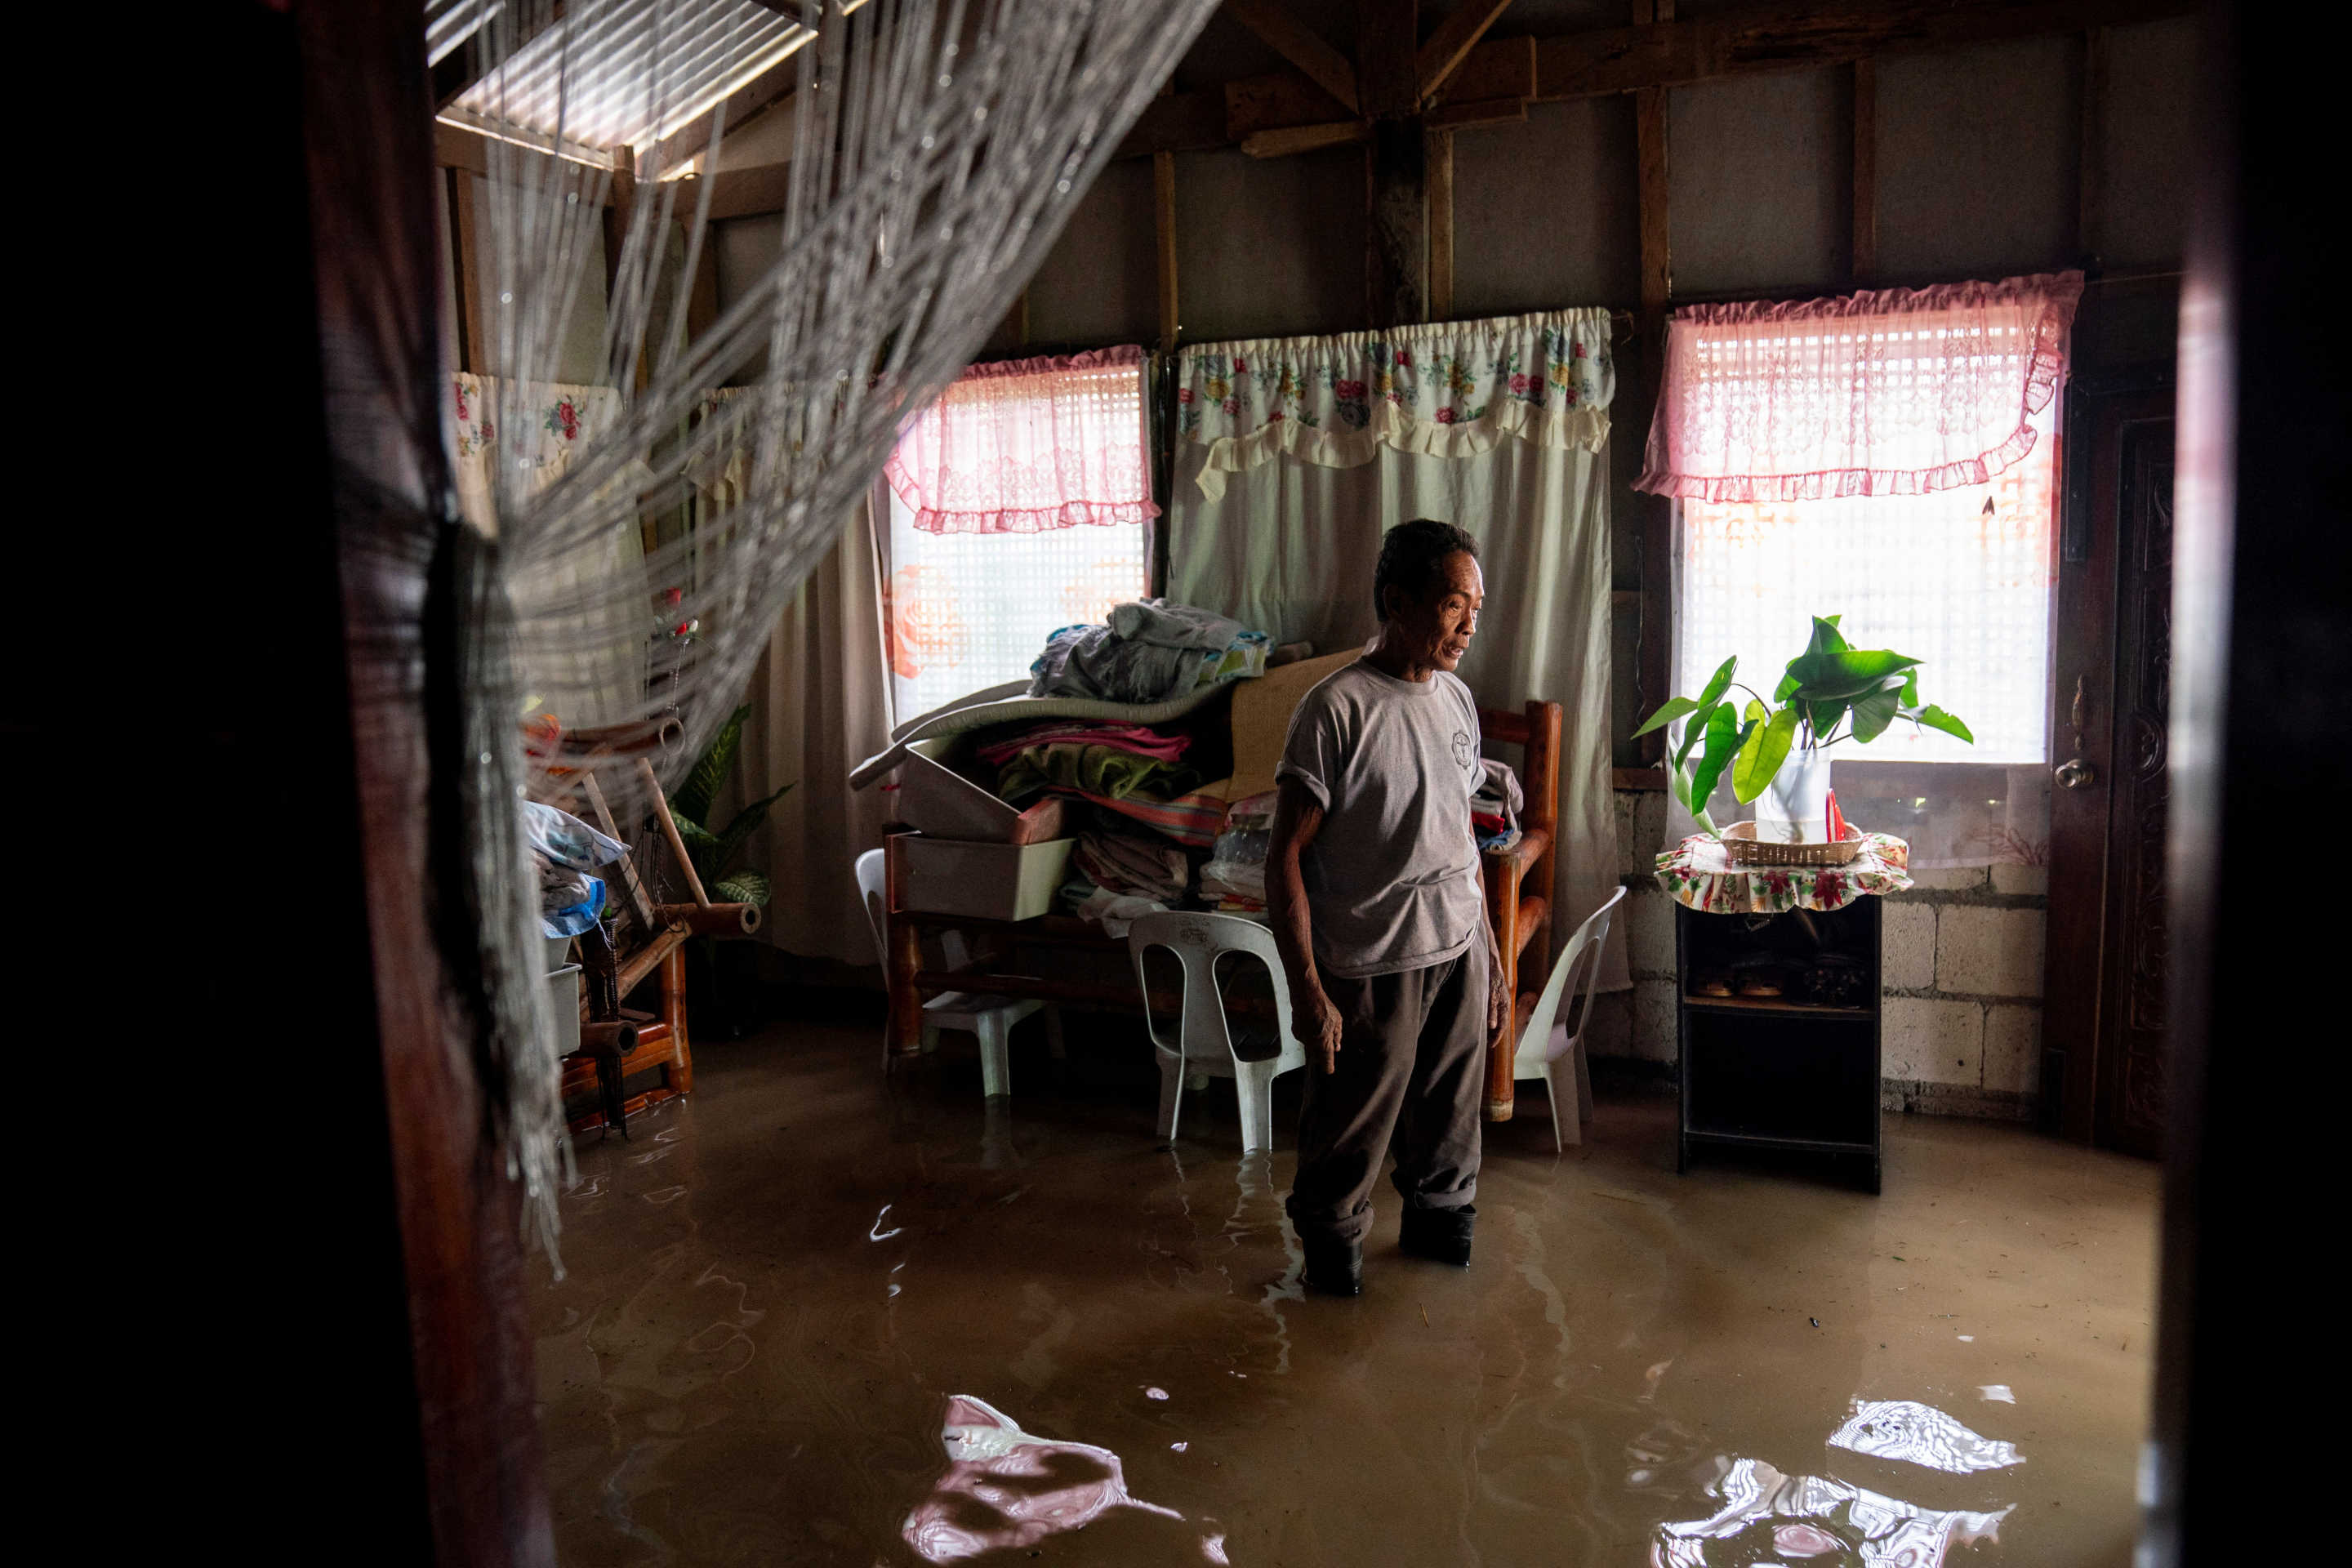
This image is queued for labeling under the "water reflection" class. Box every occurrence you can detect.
[1828,1400,2023,1475]
[1651,1456,2010,1567]
[1650,1398,2020,1566]
[902,1395,1223,1564]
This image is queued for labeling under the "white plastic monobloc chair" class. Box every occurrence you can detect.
[1512,884,1628,1152]
[854,849,1063,1098]
[1126,912,1306,1155]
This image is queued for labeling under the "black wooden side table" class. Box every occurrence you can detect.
[1675,896,1883,1192]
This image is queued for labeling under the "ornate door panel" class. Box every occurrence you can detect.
[2044,384,2173,1156]
[2099,422,2174,1156]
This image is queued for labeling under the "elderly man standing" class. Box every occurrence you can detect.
[1267,518,1507,1297]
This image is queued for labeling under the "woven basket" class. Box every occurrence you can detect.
[1719,819,1864,867]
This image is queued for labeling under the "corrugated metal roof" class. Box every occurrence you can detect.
[438,0,814,158]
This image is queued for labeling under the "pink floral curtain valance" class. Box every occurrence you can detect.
[1634,271,2084,503]
[884,345,1157,535]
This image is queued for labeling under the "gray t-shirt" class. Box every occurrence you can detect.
[1276,658,1486,979]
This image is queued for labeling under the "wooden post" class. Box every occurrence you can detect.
[1359,0,1423,328]
[1633,0,1674,768]
[884,833,925,1056]
[1153,144,1179,352]
[1851,57,1878,285]
[448,167,487,373]
[685,220,719,345]
[1484,852,1521,1120]
[1366,119,1428,327]
[2076,28,2107,265]
[1426,127,1455,322]
[1524,698,1562,910]
[604,148,635,299]
[661,941,693,1091]
[283,0,555,1557]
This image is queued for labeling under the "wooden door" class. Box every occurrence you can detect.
[2044,382,2175,1156]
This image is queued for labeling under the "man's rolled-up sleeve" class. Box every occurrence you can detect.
[1275,697,1338,812]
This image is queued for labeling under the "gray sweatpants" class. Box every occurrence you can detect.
[1285,947,1486,1246]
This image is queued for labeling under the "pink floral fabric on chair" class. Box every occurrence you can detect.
[884,345,1158,535]
[1635,272,2083,502]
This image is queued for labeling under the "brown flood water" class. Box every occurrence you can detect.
[532,1009,2158,1566]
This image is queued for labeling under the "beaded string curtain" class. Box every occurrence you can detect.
[431,0,1218,1256]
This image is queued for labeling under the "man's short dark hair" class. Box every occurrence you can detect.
[1372,519,1479,619]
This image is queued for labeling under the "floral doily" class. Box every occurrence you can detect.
[1655,832,1912,914]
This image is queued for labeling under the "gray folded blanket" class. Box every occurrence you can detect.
[1107,598,1249,649]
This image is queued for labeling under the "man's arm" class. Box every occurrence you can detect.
[1267,776,1346,1074]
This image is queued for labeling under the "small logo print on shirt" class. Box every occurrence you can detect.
[1452,730,1476,773]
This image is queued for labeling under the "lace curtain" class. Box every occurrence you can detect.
[1178,309,1615,502]
[883,345,1158,535]
[1636,273,2082,502]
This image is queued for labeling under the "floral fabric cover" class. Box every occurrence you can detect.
[1176,308,1615,501]
[1655,831,1913,914]
[449,372,636,531]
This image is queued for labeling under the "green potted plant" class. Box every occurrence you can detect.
[666,704,792,1036]
[1633,616,1974,840]
[669,703,793,907]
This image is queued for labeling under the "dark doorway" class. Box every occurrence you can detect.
[2044,381,2175,1156]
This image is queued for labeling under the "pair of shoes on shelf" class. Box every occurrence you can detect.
[1399,1205,1476,1267]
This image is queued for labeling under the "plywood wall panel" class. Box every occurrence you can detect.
[1174,145,1367,344]
[2095,17,2195,269]
[1876,36,2078,282]
[1027,158,1160,349]
[1667,67,1845,297]
[1450,96,1639,319]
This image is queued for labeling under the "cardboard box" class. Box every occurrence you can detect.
[898,735,1067,844]
[899,834,1075,921]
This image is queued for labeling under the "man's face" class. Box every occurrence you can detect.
[1388,550,1485,673]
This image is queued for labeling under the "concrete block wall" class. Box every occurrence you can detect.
[1592,789,2049,1122]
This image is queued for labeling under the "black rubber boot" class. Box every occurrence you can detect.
[1302,1234,1363,1296]
[1399,1204,1475,1267]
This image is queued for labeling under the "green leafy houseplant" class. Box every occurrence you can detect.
[1632,616,1975,835]
[667,704,794,907]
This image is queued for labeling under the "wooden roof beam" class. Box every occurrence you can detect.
[1532,0,2194,100]
[1223,0,1359,114]
[1114,0,2192,160]
[1417,0,1517,104]
[639,47,803,180]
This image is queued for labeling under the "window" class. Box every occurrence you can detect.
[882,489,1150,721]
[1677,399,2056,768]
[1645,275,2081,866]
[879,348,1156,723]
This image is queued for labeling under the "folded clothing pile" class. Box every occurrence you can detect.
[1058,812,1200,937]
[1472,759,1525,855]
[522,799,628,939]
[1199,791,1275,915]
[983,720,1200,808]
[991,741,1201,808]
[1072,816,1192,904]
[1030,598,1270,704]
